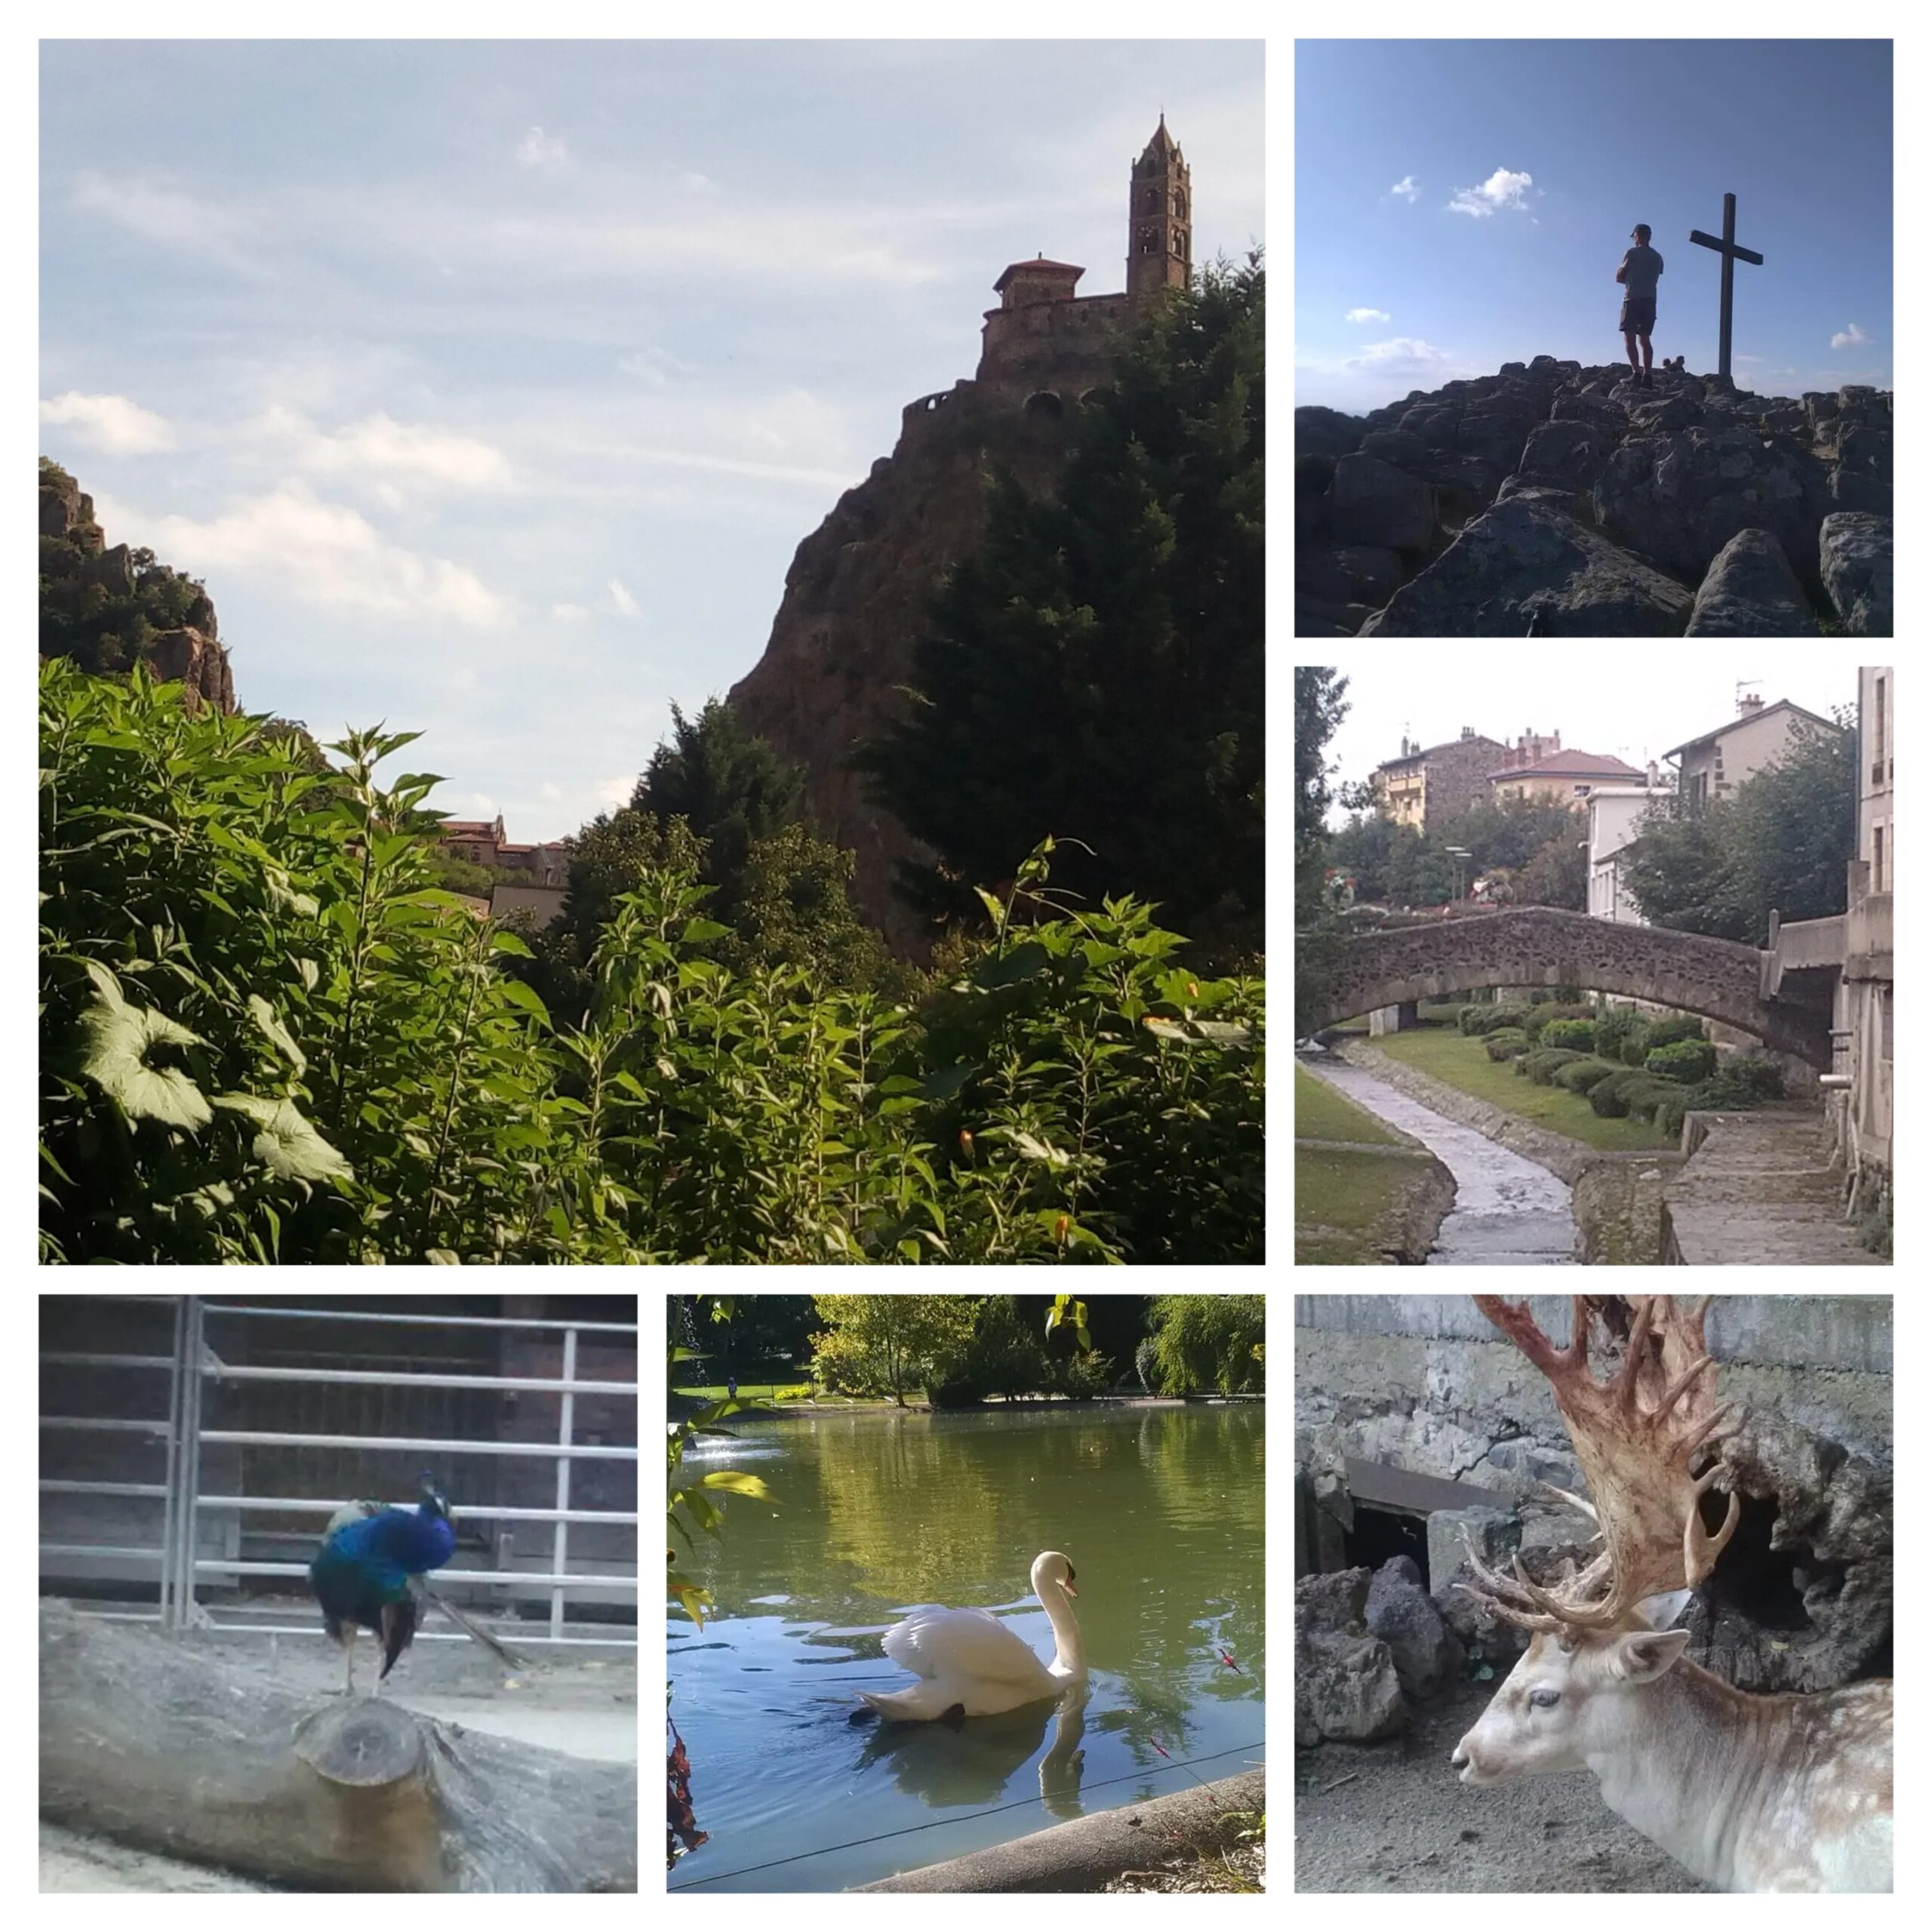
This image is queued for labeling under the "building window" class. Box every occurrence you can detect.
[1872,823,1885,893]
[1872,675,1886,785]
[1574,783,1590,795]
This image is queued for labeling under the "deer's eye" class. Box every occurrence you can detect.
[1529,1689,1561,1709]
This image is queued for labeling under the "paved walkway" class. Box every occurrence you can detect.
[1663,1112,1887,1266]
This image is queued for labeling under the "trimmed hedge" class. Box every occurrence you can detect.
[1724,1054,1787,1100]
[1482,1029,1531,1061]
[1555,1057,1623,1095]
[1655,1069,1778,1140]
[1592,1006,1647,1060]
[1620,1012,1707,1066]
[1518,1047,1588,1085]
[1541,1018,1598,1051]
[1645,1038,1719,1084]
[1466,1004,1534,1037]
[1590,1069,1680,1120]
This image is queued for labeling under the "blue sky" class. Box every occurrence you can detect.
[40,39,1263,843]
[1295,39,1892,415]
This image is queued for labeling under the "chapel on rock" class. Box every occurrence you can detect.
[917,117,1193,417]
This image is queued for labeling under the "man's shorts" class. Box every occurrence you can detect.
[1620,295,1657,336]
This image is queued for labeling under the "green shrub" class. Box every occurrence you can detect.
[1592,1006,1647,1060]
[1724,1054,1786,1100]
[1619,1026,1656,1067]
[1647,1014,1708,1051]
[38,662,1263,1266]
[1519,1048,1587,1085]
[1645,1038,1718,1084]
[1457,1002,1492,1035]
[1483,1029,1530,1062]
[1853,1172,1891,1259]
[1467,1004,1534,1036]
[1591,1069,1679,1120]
[1654,1069,1774,1140]
[1555,1057,1623,1095]
[1541,1018,1597,1051]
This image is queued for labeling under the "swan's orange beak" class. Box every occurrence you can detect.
[1063,1568,1078,1598]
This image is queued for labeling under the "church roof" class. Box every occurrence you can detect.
[1141,114,1179,157]
[992,257,1085,294]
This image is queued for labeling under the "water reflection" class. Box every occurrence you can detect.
[851,1684,1090,1817]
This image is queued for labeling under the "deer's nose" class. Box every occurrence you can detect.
[1451,1748,1469,1770]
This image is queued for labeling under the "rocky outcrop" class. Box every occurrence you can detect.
[727,383,1072,948]
[38,461,235,713]
[1297,361,1892,636]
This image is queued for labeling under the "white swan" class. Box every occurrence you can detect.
[857,1552,1086,1721]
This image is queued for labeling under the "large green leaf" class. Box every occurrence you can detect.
[211,1094,353,1184]
[78,968,212,1132]
[247,994,307,1075]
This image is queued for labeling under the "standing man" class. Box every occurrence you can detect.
[1614,223,1665,385]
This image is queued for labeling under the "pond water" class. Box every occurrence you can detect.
[667,1403,1266,1892]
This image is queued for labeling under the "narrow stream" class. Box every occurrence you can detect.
[1300,1054,1578,1264]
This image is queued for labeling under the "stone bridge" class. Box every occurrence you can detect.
[1313,907,1832,1068]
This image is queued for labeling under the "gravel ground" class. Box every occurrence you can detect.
[1294,1677,1707,1893]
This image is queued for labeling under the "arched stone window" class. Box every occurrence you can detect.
[1023,390,1065,420]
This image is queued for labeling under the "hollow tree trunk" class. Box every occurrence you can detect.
[38,1599,635,1892]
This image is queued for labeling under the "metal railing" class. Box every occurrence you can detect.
[39,1297,638,1651]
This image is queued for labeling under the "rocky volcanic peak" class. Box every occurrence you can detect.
[39,463,235,712]
[728,383,1073,949]
[1296,357,1892,637]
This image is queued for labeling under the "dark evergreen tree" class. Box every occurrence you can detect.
[857,254,1263,958]
[632,699,804,912]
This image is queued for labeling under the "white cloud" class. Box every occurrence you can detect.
[69,168,256,272]
[538,783,563,802]
[515,127,570,171]
[1447,168,1534,218]
[552,602,592,623]
[1389,175,1420,202]
[594,774,635,811]
[1830,323,1869,349]
[608,578,639,618]
[39,390,176,455]
[96,481,513,629]
[1342,338,1457,380]
[1346,307,1391,325]
[257,407,512,492]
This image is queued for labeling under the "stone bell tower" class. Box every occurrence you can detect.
[1127,114,1191,296]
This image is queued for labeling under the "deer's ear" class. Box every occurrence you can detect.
[1611,1627,1692,1684]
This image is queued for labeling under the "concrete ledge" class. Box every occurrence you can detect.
[848,1767,1265,1893]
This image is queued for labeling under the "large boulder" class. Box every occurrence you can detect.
[1295,405,1367,461]
[1358,428,1428,467]
[1592,426,1828,597]
[1296,1566,1370,1635]
[1549,392,1629,433]
[1365,1555,1464,1702]
[1331,452,1435,552]
[1295,1631,1407,1745]
[1514,420,1612,493]
[1685,528,1820,635]
[1819,512,1893,635]
[1359,493,1695,636]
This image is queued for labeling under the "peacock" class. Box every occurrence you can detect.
[309,1469,521,1695]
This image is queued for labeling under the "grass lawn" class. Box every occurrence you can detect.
[1364,1024,1667,1152]
[1294,1143,1439,1263]
[1295,1063,1403,1145]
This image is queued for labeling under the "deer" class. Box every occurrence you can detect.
[1449,1296,1892,1894]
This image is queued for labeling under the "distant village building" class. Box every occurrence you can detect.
[1371,728,1509,831]
[1660,693,1843,808]
[438,814,572,927]
[1586,775,1669,924]
[1488,731,1644,807]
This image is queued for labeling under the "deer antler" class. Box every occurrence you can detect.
[1461,1297,1741,1633]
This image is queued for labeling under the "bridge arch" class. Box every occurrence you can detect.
[1312,907,1831,1069]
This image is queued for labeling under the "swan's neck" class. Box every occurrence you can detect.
[1039,1579,1086,1678]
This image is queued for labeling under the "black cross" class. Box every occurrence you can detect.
[1688,192,1764,383]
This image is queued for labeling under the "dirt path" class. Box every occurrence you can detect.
[1294,1677,1706,1893]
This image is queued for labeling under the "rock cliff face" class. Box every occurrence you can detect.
[728,383,1075,948]
[1296,358,1893,637]
[38,463,235,712]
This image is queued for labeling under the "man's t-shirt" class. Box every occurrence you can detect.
[1620,245,1664,298]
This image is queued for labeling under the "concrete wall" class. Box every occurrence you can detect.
[1294,1295,1893,1497]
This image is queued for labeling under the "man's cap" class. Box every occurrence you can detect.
[1631,223,1652,240]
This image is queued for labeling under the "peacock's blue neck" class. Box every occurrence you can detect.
[329,1500,455,1580]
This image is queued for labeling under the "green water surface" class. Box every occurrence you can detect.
[667,1401,1266,1891]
